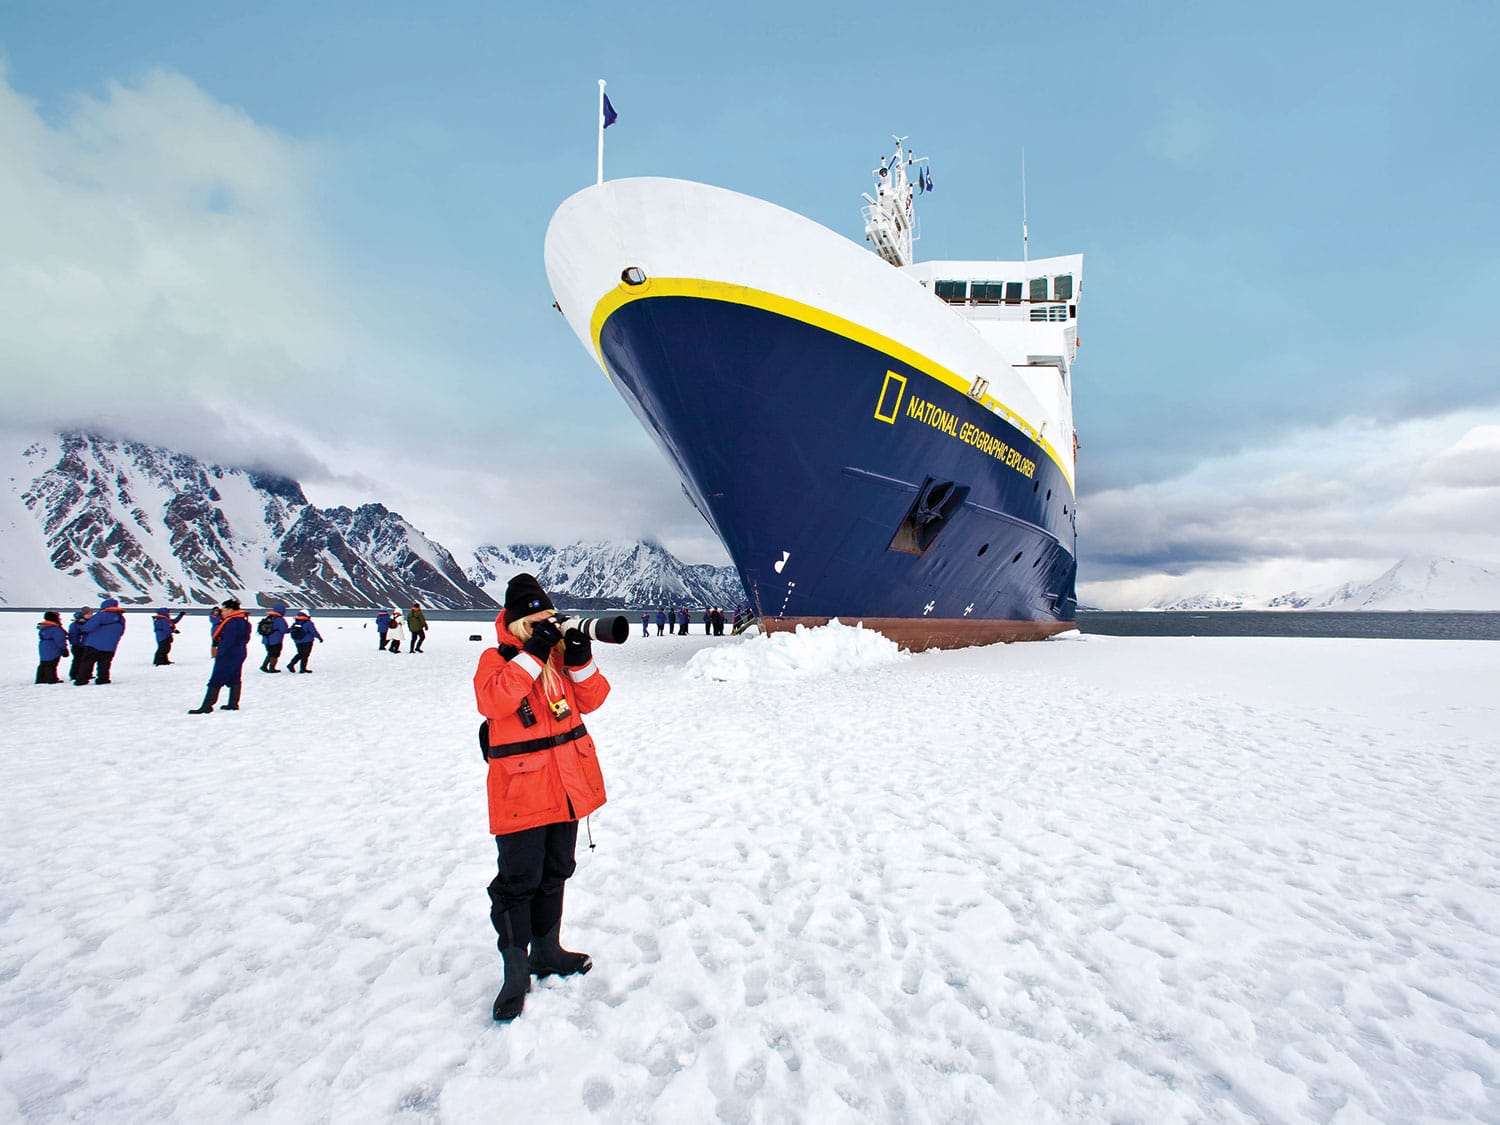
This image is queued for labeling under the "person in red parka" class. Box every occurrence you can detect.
[474,573,610,1023]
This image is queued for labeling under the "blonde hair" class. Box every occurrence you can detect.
[507,612,565,696]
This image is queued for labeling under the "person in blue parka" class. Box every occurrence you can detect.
[376,608,392,650]
[152,608,186,666]
[67,609,90,682]
[285,610,324,673]
[258,603,291,673]
[36,611,69,684]
[75,597,126,685]
[189,598,252,714]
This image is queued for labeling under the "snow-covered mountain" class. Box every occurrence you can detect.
[1303,557,1500,611]
[468,540,747,610]
[0,432,496,609]
[1145,593,1256,611]
[1148,557,1500,612]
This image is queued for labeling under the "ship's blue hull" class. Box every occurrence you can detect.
[597,294,1078,644]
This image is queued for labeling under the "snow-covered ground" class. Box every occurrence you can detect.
[2,612,1499,1122]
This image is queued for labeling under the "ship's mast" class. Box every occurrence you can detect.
[1021,148,1029,264]
[862,136,925,267]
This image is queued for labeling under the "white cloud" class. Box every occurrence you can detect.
[0,64,725,566]
[0,67,357,420]
[1079,411,1500,607]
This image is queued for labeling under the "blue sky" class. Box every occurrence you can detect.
[2,1,1498,604]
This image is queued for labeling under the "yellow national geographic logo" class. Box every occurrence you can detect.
[874,371,906,424]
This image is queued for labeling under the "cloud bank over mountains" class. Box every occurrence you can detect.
[1079,415,1500,608]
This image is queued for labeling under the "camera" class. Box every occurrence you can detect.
[554,614,630,645]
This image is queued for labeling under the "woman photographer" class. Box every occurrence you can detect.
[473,573,610,1023]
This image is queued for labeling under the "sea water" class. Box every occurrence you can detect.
[1077,610,1500,640]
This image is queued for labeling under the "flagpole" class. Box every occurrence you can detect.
[597,80,606,185]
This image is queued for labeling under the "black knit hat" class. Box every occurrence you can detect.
[221,598,241,610]
[504,573,553,620]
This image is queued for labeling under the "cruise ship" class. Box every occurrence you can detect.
[544,140,1082,650]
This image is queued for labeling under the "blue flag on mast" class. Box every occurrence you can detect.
[924,167,933,193]
[602,93,618,129]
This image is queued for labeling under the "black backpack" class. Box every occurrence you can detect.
[290,621,307,641]
[257,616,275,637]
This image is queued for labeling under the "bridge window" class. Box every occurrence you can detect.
[1053,274,1073,300]
[934,280,968,302]
[1004,281,1022,304]
[1029,278,1048,302]
[971,282,1006,303]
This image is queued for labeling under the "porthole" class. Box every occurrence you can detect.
[977,543,989,557]
[1011,550,1023,564]
[1032,480,1039,493]
[1032,556,1041,567]
[621,266,647,286]
[1046,489,1052,501]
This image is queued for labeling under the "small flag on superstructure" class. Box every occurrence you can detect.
[602,93,618,129]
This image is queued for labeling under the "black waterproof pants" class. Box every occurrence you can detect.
[286,643,314,672]
[74,646,114,684]
[260,642,283,671]
[488,821,579,942]
[36,658,62,684]
[411,629,425,652]
[154,637,173,665]
[72,646,96,684]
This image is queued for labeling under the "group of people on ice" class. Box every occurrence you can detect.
[33,599,131,685]
[186,599,325,714]
[32,598,326,715]
[641,604,747,637]
[374,605,428,653]
[250,603,325,674]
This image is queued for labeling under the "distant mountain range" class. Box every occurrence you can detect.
[468,541,746,610]
[0,431,747,611]
[0,432,494,608]
[1147,558,1500,612]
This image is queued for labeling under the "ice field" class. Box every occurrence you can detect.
[1,611,1498,1122]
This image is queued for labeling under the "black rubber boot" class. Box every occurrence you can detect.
[529,888,592,978]
[223,684,241,711]
[492,907,532,1022]
[188,686,221,715]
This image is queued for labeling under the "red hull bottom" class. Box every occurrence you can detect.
[760,616,1078,652]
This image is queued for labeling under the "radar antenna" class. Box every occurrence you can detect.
[862,135,927,267]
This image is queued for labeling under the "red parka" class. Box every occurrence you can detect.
[473,611,610,835]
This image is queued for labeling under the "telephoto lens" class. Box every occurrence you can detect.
[556,615,630,645]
